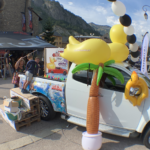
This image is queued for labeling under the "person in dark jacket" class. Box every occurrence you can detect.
[21,53,38,93]
[4,50,12,79]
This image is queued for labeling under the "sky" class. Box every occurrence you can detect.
[57,0,150,43]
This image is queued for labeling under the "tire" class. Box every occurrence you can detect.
[143,127,150,149]
[51,71,54,73]
[38,95,56,121]
[63,71,67,75]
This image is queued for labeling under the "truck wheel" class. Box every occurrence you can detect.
[143,127,150,149]
[51,71,54,73]
[38,95,56,121]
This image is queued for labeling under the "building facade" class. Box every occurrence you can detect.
[53,32,62,48]
[0,0,41,36]
[75,33,111,43]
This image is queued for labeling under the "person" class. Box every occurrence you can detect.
[4,50,12,79]
[21,53,38,93]
[35,57,40,76]
[12,57,25,88]
[35,57,44,76]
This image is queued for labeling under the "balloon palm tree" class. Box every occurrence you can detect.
[72,60,124,134]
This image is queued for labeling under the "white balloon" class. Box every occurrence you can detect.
[129,43,138,52]
[112,1,126,17]
[131,56,139,62]
[124,25,134,35]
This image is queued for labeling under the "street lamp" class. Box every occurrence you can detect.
[142,5,150,20]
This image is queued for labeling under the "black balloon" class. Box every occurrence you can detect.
[129,59,135,65]
[127,34,136,44]
[107,0,116,1]
[119,14,132,26]
[131,51,139,58]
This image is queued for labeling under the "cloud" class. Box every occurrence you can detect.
[131,10,150,42]
[107,16,119,25]
[58,0,150,42]
[94,6,107,15]
[68,2,73,6]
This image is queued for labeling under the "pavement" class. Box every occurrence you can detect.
[0,78,149,150]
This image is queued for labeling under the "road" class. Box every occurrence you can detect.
[0,78,148,150]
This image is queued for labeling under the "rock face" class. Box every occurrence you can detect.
[89,22,111,36]
[31,0,99,36]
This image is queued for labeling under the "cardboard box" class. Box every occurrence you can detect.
[3,99,19,108]
[11,96,22,107]
[0,104,17,130]
[4,106,19,113]
[10,88,39,109]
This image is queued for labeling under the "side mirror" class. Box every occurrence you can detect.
[129,87,141,96]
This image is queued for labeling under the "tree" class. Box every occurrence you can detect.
[43,19,55,45]
[72,60,124,134]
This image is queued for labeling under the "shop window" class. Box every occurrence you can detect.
[100,69,130,92]
[73,70,93,85]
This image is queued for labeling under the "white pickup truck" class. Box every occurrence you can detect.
[17,62,150,148]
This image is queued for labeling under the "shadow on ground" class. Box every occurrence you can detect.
[76,126,144,150]
[18,113,75,141]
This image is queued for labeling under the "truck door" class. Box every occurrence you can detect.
[66,63,93,119]
[99,68,144,130]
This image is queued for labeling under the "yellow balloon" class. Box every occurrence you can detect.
[60,36,111,65]
[69,36,80,45]
[125,71,149,106]
[110,24,127,44]
[108,43,129,62]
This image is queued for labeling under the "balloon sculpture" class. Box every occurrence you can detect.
[61,37,124,150]
[60,0,142,150]
[125,71,148,106]
[108,0,140,64]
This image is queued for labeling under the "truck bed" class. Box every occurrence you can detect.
[18,74,67,113]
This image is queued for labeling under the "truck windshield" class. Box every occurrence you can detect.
[126,66,150,88]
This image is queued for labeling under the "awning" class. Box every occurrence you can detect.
[0,31,56,50]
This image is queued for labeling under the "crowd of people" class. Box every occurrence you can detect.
[2,50,44,94]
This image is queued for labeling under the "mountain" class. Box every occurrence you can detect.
[31,0,100,36]
[89,22,111,36]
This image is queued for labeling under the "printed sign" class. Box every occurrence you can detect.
[45,48,68,81]
[141,33,149,77]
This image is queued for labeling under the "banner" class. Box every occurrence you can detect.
[21,13,26,32]
[45,48,68,81]
[141,33,149,76]
[28,9,33,30]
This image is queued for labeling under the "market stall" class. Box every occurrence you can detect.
[0,31,57,77]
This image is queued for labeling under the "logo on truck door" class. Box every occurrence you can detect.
[51,85,62,91]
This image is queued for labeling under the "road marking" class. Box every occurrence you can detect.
[0,122,67,150]
[8,136,33,150]
[0,143,10,150]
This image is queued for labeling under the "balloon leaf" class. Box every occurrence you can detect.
[97,66,103,86]
[107,75,116,86]
[103,67,124,84]
[104,60,115,67]
[72,63,98,74]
